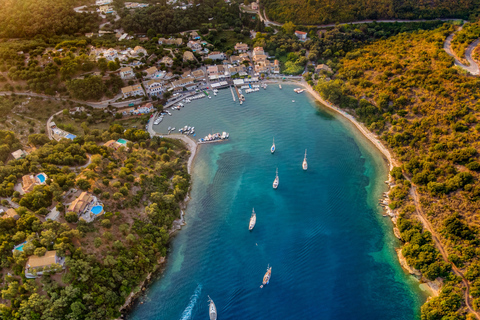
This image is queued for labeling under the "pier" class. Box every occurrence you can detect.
[230,85,236,102]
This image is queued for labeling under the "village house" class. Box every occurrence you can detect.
[11,149,27,160]
[315,64,333,73]
[230,55,240,64]
[3,208,19,220]
[192,69,205,80]
[159,56,174,67]
[143,66,159,79]
[295,30,308,41]
[183,51,196,62]
[68,192,95,216]
[235,43,249,53]
[98,30,114,37]
[190,31,200,40]
[171,77,195,89]
[187,40,203,52]
[121,84,145,98]
[252,46,265,57]
[103,48,118,61]
[145,80,164,96]
[22,173,48,194]
[227,65,247,76]
[25,251,65,278]
[104,138,130,150]
[251,1,258,10]
[119,67,134,79]
[207,51,226,61]
[131,46,147,56]
[98,5,114,14]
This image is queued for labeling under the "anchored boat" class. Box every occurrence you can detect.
[208,296,217,320]
[273,168,279,189]
[249,208,256,231]
[260,265,272,288]
[279,84,282,89]
[271,138,275,154]
[303,149,308,171]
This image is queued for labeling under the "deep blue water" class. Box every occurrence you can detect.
[128,84,426,320]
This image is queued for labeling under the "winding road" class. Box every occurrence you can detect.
[443,27,480,75]
[258,9,465,28]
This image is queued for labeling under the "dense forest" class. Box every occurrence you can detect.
[316,23,480,317]
[0,0,99,38]
[119,0,246,34]
[263,0,480,25]
[0,127,191,319]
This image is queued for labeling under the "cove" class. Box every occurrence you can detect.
[127,84,427,320]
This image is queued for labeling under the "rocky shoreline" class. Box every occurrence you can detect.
[116,138,199,319]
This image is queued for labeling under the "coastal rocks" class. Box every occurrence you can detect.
[396,248,421,278]
[419,278,443,297]
[393,227,402,240]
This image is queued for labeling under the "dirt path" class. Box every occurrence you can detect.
[409,186,480,318]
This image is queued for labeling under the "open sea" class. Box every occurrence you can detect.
[128,84,427,320]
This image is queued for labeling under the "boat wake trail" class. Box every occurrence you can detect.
[179,284,202,320]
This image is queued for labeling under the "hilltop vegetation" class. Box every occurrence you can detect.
[451,22,480,64]
[263,0,479,25]
[0,128,191,319]
[0,0,99,38]
[316,23,480,316]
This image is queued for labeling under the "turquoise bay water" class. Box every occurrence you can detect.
[128,85,427,319]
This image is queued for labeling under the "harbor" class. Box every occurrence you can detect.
[133,84,426,320]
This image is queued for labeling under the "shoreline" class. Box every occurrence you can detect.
[267,79,440,296]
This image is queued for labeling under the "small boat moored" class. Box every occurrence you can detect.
[249,208,256,231]
[302,149,308,171]
[271,138,275,154]
[260,265,272,288]
[273,168,279,189]
[208,296,217,320]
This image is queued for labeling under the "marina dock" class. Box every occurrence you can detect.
[230,85,236,102]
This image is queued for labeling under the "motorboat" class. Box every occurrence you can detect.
[303,149,308,171]
[273,168,279,189]
[208,296,217,320]
[249,208,256,231]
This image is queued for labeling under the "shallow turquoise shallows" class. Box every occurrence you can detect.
[128,84,427,320]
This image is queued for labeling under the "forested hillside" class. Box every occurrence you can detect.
[0,0,98,38]
[263,0,479,25]
[317,23,480,316]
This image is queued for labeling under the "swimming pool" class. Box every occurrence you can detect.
[36,173,46,183]
[66,134,76,140]
[117,138,127,145]
[14,242,26,252]
[90,205,103,215]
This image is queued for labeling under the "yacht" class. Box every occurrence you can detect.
[249,208,256,231]
[208,296,217,320]
[303,149,308,171]
[273,168,279,189]
[260,265,272,288]
[271,138,275,154]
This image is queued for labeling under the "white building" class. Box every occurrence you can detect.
[145,80,165,96]
[121,84,145,98]
[119,67,134,79]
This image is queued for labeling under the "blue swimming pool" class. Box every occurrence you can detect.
[66,134,76,140]
[91,205,103,215]
[14,243,25,252]
[36,173,46,183]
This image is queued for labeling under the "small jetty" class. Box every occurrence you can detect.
[230,85,236,101]
[198,132,229,144]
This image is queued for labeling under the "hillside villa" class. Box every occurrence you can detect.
[68,191,104,222]
[25,251,65,278]
[121,84,145,98]
[22,173,48,194]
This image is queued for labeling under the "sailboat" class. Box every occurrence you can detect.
[208,296,217,320]
[249,208,256,231]
[260,265,272,288]
[273,168,279,189]
[271,138,275,154]
[303,149,308,171]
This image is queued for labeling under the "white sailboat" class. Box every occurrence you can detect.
[303,149,308,171]
[273,168,279,189]
[249,208,256,231]
[271,138,275,154]
[208,296,217,320]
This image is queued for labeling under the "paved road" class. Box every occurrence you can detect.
[259,9,465,28]
[443,28,480,75]
[0,91,145,108]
